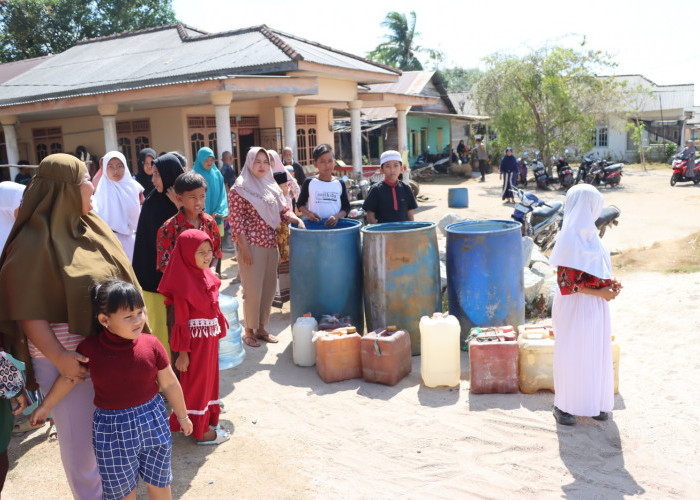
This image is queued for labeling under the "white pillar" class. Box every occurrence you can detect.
[279,94,298,161]
[349,100,362,179]
[97,104,119,153]
[211,91,233,160]
[1,115,20,180]
[395,104,410,179]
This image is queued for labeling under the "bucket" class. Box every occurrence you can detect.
[290,219,363,332]
[448,188,469,208]
[445,220,524,343]
[362,221,441,355]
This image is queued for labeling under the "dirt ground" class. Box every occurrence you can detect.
[5,164,700,498]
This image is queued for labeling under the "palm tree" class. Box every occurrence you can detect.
[368,11,437,71]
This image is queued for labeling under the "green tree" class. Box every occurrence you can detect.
[0,0,177,62]
[367,11,441,71]
[474,44,623,168]
[623,83,655,168]
[439,67,483,92]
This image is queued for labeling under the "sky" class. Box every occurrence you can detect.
[172,0,700,105]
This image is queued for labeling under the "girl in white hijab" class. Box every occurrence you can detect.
[549,184,622,425]
[93,151,143,261]
[0,181,25,253]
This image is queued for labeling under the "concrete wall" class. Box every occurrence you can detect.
[406,115,451,163]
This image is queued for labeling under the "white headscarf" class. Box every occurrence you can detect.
[233,147,288,229]
[93,151,143,235]
[269,149,300,202]
[549,184,612,279]
[0,181,25,252]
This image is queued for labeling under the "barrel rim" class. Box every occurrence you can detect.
[445,219,521,235]
[361,221,436,234]
[290,218,362,234]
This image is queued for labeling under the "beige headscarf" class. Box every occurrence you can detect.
[232,147,288,229]
[0,153,144,340]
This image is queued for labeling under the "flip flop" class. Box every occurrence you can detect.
[12,419,44,434]
[256,332,278,344]
[197,428,230,445]
[47,424,58,441]
[243,333,260,347]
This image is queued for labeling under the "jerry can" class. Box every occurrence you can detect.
[292,314,318,367]
[517,325,555,394]
[468,326,519,394]
[420,313,461,388]
[314,326,362,383]
[361,326,412,386]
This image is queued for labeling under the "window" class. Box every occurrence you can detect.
[117,119,151,173]
[188,115,260,171]
[596,127,608,147]
[33,127,63,163]
[295,114,318,165]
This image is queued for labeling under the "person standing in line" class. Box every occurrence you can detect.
[362,150,417,224]
[219,151,236,252]
[549,184,622,426]
[476,138,489,182]
[500,147,518,204]
[282,146,306,188]
[135,148,157,195]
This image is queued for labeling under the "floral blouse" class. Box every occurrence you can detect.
[228,189,290,249]
[557,266,612,295]
[156,210,222,272]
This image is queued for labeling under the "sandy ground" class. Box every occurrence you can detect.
[5,165,700,499]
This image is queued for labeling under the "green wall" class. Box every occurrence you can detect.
[406,116,451,164]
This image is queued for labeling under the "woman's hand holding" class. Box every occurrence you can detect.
[56,351,88,382]
[11,393,27,415]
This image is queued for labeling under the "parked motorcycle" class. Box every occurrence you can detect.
[516,152,529,186]
[576,155,596,184]
[511,188,564,251]
[670,153,700,186]
[531,152,551,189]
[555,156,575,190]
[588,160,623,187]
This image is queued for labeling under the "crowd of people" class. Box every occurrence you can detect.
[0,141,619,498]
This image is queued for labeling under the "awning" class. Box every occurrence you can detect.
[332,119,394,134]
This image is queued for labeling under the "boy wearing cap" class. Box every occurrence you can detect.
[363,150,418,224]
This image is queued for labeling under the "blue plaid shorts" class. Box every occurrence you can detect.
[93,394,172,499]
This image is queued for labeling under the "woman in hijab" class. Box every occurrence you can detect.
[132,154,185,358]
[0,153,145,499]
[499,147,517,203]
[549,184,622,426]
[193,147,228,238]
[269,149,301,206]
[93,150,143,261]
[228,148,304,347]
[0,181,25,252]
[135,147,157,194]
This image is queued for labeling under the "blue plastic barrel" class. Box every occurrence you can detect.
[290,219,364,332]
[218,293,245,370]
[446,220,524,343]
[448,188,469,208]
[362,221,441,355]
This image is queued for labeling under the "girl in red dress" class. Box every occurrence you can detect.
[158,229,229,444]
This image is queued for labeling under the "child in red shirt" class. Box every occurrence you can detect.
[158,229,229,444]
[30,278,192,499]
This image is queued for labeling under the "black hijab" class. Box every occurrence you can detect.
[135,147,156,194]
[132,154,184,292]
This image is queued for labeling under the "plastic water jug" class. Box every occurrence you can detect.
[468,326,519,394]
[361,326,412,386]
[314,326,362,383]
[218,293,245,370]
[517,325,555,394]
[420,313,461,388]
[292,314,318,367]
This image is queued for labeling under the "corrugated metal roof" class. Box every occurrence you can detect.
[607,75,694,112]
[0,55,53,84]
[364,71,437,96]
[0,23,398,107]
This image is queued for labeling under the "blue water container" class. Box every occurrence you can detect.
[362,221,441,355]
[448,188,469,208]
[218,293,245,370]
[290,219,364,332]
[445,220,524,343]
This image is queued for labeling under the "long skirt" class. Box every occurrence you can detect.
[552,290,614,416]
[502,171,516,200]
[143,290,171,360]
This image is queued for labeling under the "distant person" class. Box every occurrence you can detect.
[549,184,622,426]
[219,151,236,251]
[135,147,157,195]
[0,181,25,252]
[297,144,350,228]
[476,138,489,182]
[680,139,696,178]
[499,147,517,204]
[13,160,32,185]
[282,146,306,187]
[363,150,417,224]
[456,140,467,163]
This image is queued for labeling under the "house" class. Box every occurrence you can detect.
[0,23,418,181]
[336,71,484,166]
[598,75,694,162]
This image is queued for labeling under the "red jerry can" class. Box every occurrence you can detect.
[361,326,412,386]
[468,327,519,394]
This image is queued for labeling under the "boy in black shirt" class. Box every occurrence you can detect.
[363,150,418,224]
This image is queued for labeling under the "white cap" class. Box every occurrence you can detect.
[380,150,402,166]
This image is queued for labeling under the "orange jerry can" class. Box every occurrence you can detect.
[314,327,362,383]
[361,326,412,386]
[468,327,519,394]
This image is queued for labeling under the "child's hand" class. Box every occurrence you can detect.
[175,352,190,373]
[325,215,338,228]
[30,404,50,426]
[601,286,619,301]
[178,416,193,436]
[11,393,27,415]
[306,210,321,223]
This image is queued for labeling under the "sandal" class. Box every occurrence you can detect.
[256,330,279,344]
[12,419,44,435]
[243,332,260,347]
[47,424,58,441]
[196,428,230,445]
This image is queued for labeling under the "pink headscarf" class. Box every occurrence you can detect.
[233,147,288,229]
[268,149,300,202]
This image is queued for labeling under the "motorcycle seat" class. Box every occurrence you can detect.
[595,205,620,227]
[604,163,623,172]
[531,201,563,220]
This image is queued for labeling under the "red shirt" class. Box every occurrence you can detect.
[156,209,222,272]
[77,330,169,410]
[557,266,612,295]
[228,189,290,249]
